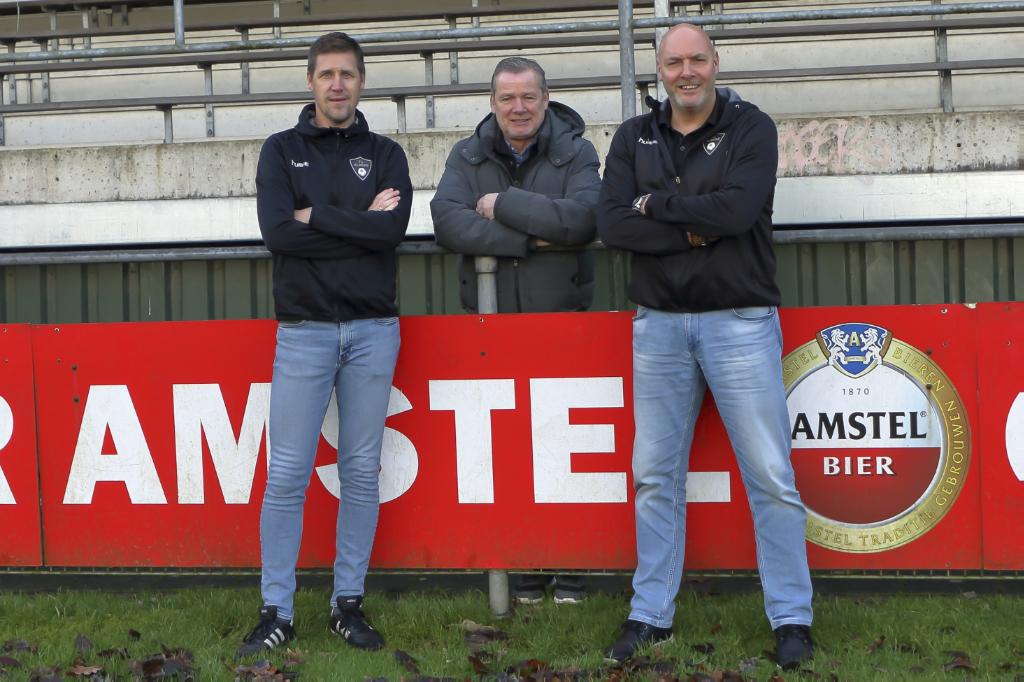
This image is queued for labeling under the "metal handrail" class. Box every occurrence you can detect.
[3,1,1023,63]
[3,223,1022,267]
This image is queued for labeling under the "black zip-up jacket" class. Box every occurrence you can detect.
[256,104,412,321]
[597,88,780,312]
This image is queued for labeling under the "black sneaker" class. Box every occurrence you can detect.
[774,624,814,670]
[237,606,295,657]
[604,619,673,663]
[329,596,385,650]
[512,575,548,605]
[552,575,587,605]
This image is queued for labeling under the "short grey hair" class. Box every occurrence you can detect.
[490,57,548,93]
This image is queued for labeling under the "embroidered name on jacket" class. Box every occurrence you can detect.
[638,137,658,145]
[349,157,372,180]
[704,133,725,155]
[290,160,309,168]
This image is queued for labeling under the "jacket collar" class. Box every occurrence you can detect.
[294,102,370,138]
[460,101,584,168]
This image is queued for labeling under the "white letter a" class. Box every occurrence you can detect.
[64,385,167,504]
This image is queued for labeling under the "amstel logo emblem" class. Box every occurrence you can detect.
[783,322,970,553]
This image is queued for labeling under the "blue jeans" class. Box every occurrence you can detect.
[629,306,812,630]
[260,318,400,621]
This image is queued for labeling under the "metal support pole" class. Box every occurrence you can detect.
[119,3,129,26]
[447,16,460,84]
[6,43,15,105]
[202,64,215,137]
[423,51,435,128]
[392,96,407,133]
[173,0,185,47]
[239,28,250,94]
[475,256,498,314]
[488,570,510,618]
[0,115,5,146]
[82,9,92,50]
[272,0,282,40]
[34,35,50,102]
[654,0,670,100]
[933,1,954,112]
[161,106,174,143]
[473,254,508,617]
[619,0,637,121]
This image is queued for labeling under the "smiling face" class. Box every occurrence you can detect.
[490,69,549,153]
[307,50,364,129]
[657,24,719,123]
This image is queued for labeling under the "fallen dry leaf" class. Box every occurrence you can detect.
[709,623,722,636]
[131,653,167,678]
[461,619,509,651]
[866,635,886,654]
[943,652,977,672]
[28,666,63,682]
[467,653,491,675]
[394,649,420,674]
[98,647,130,659]
[0,655,22,669]
[66,663,103,678]
[128,629,142,641]
[73,634,93,653]
[691,642,715,655]
[1,639,36,654]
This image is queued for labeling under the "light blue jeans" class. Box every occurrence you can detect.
[260,318,400,621]
[629,305,812,630]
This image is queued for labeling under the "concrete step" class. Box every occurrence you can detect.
[0,109,1021,248]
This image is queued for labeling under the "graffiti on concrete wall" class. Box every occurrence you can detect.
[778,118,896,176]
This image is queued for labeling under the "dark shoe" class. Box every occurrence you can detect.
[329,596,385,650]
[237,606,296,657]
[774,624,814,670]
[512,575,548,604]
[552,575,587,605]
[604,619,673,663]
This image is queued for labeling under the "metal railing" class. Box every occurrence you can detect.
[2,1,1023,125]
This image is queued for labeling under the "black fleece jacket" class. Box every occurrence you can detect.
[256,104,412,321]
[597,88,781,312]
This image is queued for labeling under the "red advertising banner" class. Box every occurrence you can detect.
[0,325,42,566]
[27,306,991,570]
[976,303,1024,569]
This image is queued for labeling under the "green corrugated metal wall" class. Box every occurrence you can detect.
[2,239,1022,323]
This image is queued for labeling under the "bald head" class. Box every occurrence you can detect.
[656,22,720,124]
[658,23,715,61]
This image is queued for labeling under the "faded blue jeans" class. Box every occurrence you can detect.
[260,318,400,621]
[629,305,812,630]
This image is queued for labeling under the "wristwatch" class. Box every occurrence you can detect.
[632,193,651,214]
[688,232,718,247]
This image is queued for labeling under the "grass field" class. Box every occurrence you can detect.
[0,583,1021,680]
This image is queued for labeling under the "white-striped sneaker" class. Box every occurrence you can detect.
[237,605,296,656]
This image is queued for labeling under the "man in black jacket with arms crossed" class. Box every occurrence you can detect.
[240,32,412,656]
[598,24,814,669]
